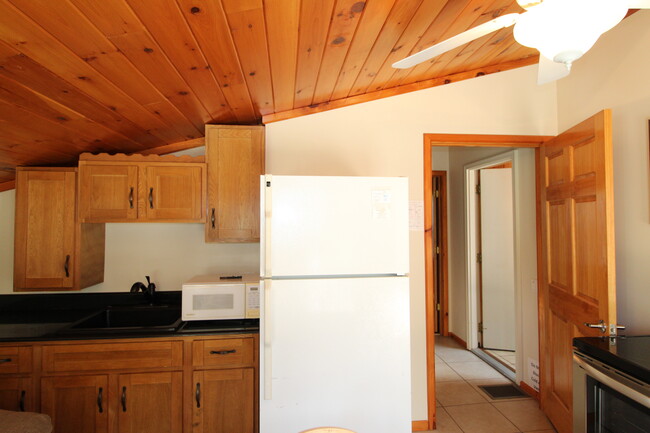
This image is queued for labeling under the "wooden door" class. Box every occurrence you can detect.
[0,376,33,412]
[41,375,108,433]
[191,369,254,433]
[78,164,138,222]
[205,125,265,242]
[144,165,204,221]
[14,169,76,290]
[117,372,182,433]
[539,110,616,433]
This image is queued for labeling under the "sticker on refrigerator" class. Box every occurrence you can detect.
[371,189,392,220]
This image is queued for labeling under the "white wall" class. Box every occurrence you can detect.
[266,67,557,420]
[0,189,15,292]
[557,10,650,334]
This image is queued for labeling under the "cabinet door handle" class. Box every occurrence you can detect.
[128,187,134,209]
[97,387,103,413]
[0,358,11,364]
[148,188,154,209]
[211,208,216,229]
[19,390,25,412]
[121,386,127,412]
[209,350,236,355]
[195,383,201,408]
[64,255,70,278]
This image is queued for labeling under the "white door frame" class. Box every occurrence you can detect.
[464,150,525,383]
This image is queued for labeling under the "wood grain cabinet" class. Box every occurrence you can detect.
[41,375,108,433]
[78,153,206,223]
[0,376,33,412]
[13,167,105,291]
[205,125,264,243]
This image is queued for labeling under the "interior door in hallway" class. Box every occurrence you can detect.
[539,109,617,433]
[479,167,516,351]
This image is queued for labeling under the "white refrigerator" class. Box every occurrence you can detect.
[260,175,412,433]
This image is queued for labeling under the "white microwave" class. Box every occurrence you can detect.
[182,274,260,321]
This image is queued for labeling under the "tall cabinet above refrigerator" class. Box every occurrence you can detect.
[260,175,412,433]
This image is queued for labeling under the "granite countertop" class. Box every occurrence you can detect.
[0,291,258,342]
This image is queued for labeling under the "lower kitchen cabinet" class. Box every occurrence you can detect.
[0,376,33,412]
[41,375,108,433]
[192,369,254,433]
[118,372,182,433]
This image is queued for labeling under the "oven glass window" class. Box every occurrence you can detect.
[587,376,650,433]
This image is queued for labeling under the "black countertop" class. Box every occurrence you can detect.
[573,336,650,384]
[0,291,258,342]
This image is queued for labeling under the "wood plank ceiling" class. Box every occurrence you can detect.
[0,0,539,187]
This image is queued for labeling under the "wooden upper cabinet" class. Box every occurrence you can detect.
[78,154,206,223]
[205,125,265,243]
[79,164,139,222]
[14,168,105,291]
[144,165,203,221]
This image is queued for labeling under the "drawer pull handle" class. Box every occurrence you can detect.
[210,350,236,355]
[211,208,216,229]
[0,358,11,364]
[97,387,103,413]
[19,390,25,412]
[121,386,127,412]
[195,383,201,408]
[64,255,70,278]
[128,187,134,209]
[149,188,154,209]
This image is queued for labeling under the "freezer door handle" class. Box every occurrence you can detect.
[264,280,272,400]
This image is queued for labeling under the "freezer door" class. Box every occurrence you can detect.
[260,277,412,433]
[261,175,409,277]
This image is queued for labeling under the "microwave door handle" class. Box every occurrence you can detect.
[573,354,650,408]
[264,280,272,400]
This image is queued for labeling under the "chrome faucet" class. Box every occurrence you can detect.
[130,276,156,304]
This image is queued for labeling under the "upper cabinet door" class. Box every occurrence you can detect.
[205,125,265,243]
[14,169,76,290]
[79,164,138,222]
[144,165,204,222]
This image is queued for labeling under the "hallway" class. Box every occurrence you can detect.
[426,336,556,433]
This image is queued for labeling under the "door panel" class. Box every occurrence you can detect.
[41,375,108,433]
[78,164,138,222]
[539,110,616,433]
[480,168,515,351]
[145,165,203,221]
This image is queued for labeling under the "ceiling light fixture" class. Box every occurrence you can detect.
[513,0,629,70]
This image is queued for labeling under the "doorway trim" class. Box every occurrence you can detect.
[422,133,550,431]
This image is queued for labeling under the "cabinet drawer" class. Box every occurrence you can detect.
[42,341,183,373]
[0,347,32,374]
[193,338,254,368]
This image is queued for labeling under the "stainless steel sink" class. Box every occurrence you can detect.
[60,305,182,334]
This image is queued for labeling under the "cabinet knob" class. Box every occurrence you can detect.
[19,390,25,412]
[211,208,216,229]
[64,255,70,278]
[97,387,103,413]
[128,187,134,209]
[121,386,127,412]
[195,383,201,408]
[149,188,154,209]
[210,350,236,355]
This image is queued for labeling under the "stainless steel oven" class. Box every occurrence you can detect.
[573,337,650,433]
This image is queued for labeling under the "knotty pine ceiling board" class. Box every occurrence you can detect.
[0,0,539,188]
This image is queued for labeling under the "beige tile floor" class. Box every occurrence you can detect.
[423,336,557,433]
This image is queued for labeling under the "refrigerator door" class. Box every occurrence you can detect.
[260,175,409,278]
[260,277,412,433]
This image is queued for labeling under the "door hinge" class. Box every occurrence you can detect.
[436,303,441,312]
[475,184,481,194]
[476,252,482,264]
[478,322,484,333]
[435,189,439,198]
[436,245,440,255]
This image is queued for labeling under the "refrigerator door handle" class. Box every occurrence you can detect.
[262,175,272,278]
[263,279,272,400]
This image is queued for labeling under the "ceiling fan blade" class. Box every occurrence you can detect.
[537,55,571,85]
[627,0,650,8]
[392,13,520,69]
